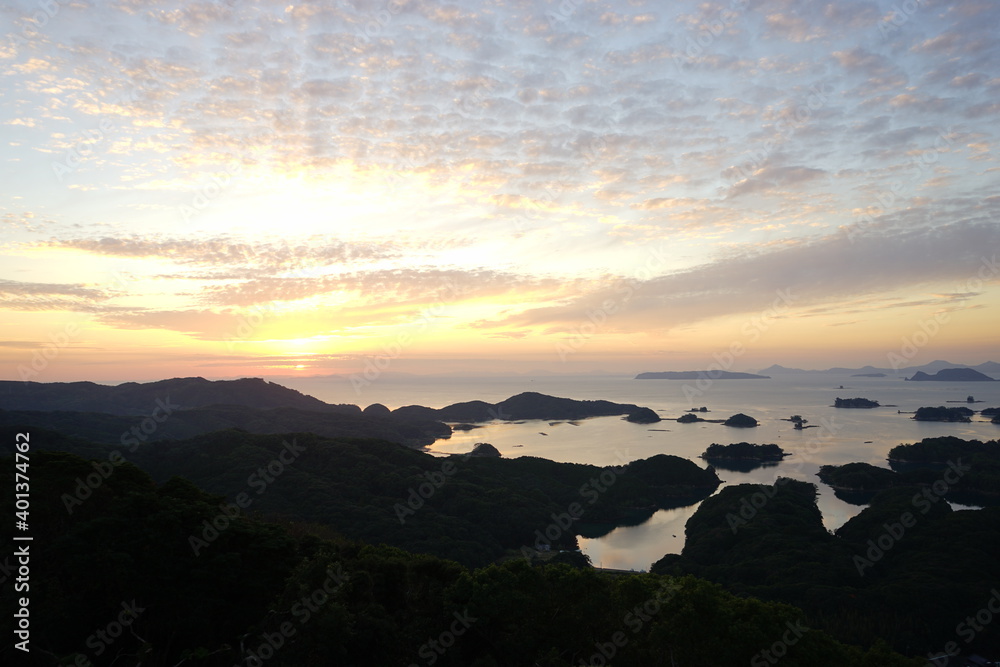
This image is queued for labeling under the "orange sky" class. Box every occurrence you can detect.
[2,0,998,382]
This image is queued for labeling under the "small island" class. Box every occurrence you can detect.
[635,371,770,380]
[817,462,898,492]
[625,407,661,424]
[912,406,973,422]
[677,413,704,424]
[906,368,997,382]
[702,442,787,462]
[852,372,887,377]
[888,435,997,464]
[834,397,880,409]
[723,413,758,427]
[463,442,502,457]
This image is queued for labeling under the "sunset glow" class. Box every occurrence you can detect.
[2,0,998,382]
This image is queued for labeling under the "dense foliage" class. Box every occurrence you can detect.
[3,426,720,567]
[834,397,880,408]
[912,406,973,422]
[723,413,758,427]
[702,443,786,461]
[817,462,900,491]
[651,477,1000,657]
[0,451,923,666]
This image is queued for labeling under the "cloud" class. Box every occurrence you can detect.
[472,220,1000,334]
[0,278,123,312]
[38,236,402,271]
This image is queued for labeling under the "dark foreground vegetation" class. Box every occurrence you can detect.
[2,426,720,567]
[652,476,1000,659]
[1,379,994,666]
[0,449,922,666]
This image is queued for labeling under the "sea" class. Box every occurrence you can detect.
[273,372,1000,572]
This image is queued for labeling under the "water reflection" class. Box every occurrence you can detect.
[579,503,703,571]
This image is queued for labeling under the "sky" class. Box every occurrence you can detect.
[1,0,998,383]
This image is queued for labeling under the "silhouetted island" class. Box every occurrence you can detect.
[464,442,501,457]
[625,407,661,423]
[912,406,974,422]
[817,462,899,491]
[906,368,997,381]
[392,391,648,422]
[636,371,770,380]
[834,397,880,408]
[723,413,758,427]
[701,442,787,461]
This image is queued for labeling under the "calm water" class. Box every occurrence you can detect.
[275,372,1000,571]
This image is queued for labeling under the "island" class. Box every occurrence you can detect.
[816,462,899,492]
[625,407,661,423]
[677,413,704,424]
[906,368,997,382]
[723,413,758,427]
[463,442,501,457]
[702,442,787,462]
[635,371,770,380]
[912,406,974,422]
[393,391,648,422]
[852,372,887,377]
[834,397,880,408]
[887,435,997,464]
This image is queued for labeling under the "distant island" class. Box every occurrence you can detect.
[906,368,997,382]
[759,360,1000,375]
[701,442,787,462]
[393,391,648,422]
[635,371,770,380]
[723,413,758,427]
[625,407,661,423]
[851,372,886,377]
[834,397,880,408]
[912,406,974,422]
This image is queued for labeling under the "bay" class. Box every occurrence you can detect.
[275,372,1000,571]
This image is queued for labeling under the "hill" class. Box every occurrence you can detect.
[0,376,359,415]
[392,391,647,422]
[0,403,451,448]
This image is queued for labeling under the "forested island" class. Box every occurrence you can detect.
[701,442,787,472]
[652,475,1000,660]
[702,442,787,462]
[912,405,974,422]
[816,436,1000,504]
[834,397,880,408]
